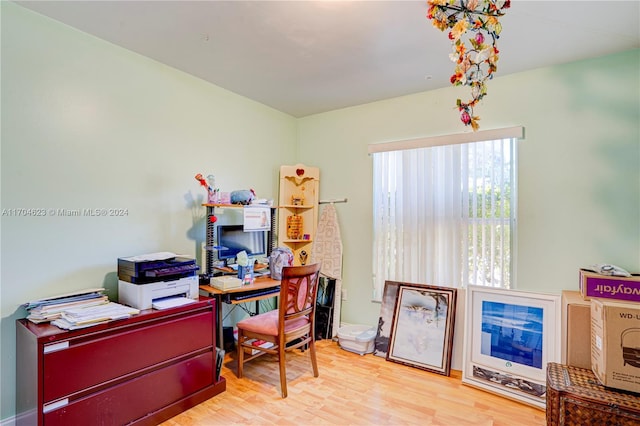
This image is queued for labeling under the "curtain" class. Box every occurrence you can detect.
[372,138,516,300]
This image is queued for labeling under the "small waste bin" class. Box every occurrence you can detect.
[337,324,376,355]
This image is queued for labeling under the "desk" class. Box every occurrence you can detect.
[200,276,280,349]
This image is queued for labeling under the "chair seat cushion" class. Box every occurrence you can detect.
[237,309,309,336]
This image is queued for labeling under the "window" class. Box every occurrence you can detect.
[371,130,519,301]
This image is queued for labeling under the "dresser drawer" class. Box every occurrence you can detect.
[43,309,213,402]
[43,351,214,426]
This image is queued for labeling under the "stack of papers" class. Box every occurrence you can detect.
[51,302,140,330]
[23,288,141,329]
[24,288,109,324]
[152,296,197,310]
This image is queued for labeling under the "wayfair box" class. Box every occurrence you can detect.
[591,298,640,393]
[580,270,640,302]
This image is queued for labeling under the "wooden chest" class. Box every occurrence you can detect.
[546,362,640,425]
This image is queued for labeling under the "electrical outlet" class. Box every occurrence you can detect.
[341,289,347,301]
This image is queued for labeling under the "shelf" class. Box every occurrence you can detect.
[203,204,276,208]
[203,203,241,208]
[279,204,314,209]
[278,164,319,266]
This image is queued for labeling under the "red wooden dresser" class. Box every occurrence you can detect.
[16,297,225,425]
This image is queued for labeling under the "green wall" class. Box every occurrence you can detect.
[1,3,296,420]
[298,48,640,333]
[2,1,639,422]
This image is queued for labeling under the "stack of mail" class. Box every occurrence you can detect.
[51,302,140,330]
[24,288,108,324]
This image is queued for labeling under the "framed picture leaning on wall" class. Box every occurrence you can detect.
[386,284,457,376]
[374,280,402,358]
[463,285,561,409]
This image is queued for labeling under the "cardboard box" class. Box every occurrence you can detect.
[580,270,640,302]
[562,290,592,369]
[591,298,640,393]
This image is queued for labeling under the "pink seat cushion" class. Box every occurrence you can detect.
[237,310,310,336]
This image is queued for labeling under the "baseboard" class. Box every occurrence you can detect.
[450,369,462,379]
[3,408,35,426]
[1,415,16,426]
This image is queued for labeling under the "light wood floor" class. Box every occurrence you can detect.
[161,340,546,425]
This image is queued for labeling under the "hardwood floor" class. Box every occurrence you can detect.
[161,340,546,425]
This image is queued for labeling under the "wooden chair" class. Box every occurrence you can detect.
[236,263,321,398]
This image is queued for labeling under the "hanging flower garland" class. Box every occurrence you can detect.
[427,0,510,131]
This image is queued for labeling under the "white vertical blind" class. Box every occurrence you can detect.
[372,133,517,300]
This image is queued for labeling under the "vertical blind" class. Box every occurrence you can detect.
[370,127,521,300]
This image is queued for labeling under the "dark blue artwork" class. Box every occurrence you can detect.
[480,301,543,369]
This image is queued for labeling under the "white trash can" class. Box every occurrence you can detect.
[337,324,376,355]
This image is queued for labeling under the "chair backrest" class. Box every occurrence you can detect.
[278,263,321,323]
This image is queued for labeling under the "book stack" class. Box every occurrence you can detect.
[245,339,275,355]
[23,288,140,329]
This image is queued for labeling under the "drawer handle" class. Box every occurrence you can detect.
[44,342,69,354]
[43,398,68,413]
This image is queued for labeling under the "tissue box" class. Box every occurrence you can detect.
[211,276,242,290]
[238,264,254,281]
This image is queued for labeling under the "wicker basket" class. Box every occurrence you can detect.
[546,363,640,425]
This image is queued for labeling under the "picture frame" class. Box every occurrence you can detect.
[373,280,402,358]
[386,284,457,376]
[374,280,443,358]
[462,285,561,409]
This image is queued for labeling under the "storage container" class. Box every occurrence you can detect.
[579,269,640,302]
[547,363,640,425]
[591,298,640,393]
[337,324,376,355]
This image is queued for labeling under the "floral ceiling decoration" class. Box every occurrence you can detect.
[427,0,510,131]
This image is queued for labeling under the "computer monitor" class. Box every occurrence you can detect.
[217,224,267,262]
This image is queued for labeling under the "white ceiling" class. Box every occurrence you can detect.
[14,1,640,117]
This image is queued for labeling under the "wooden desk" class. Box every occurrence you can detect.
[200,276,280,349]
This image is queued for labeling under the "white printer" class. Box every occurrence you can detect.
[117,252,200,310]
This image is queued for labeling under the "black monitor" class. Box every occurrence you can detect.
[217,224,267,261]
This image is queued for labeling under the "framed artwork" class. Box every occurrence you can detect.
[373,280,401,357]
[386,284,457,376]
[463,285,561,409]
[374,280,443,358]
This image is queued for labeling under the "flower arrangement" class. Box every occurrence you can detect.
[427,0,510,131]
